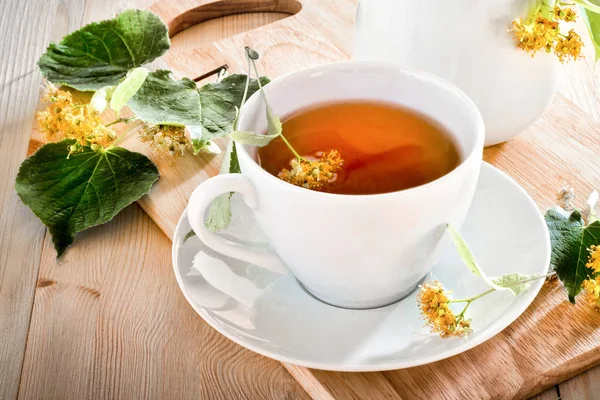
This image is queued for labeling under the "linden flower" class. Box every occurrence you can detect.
[554,6,577,22]
[555,30,584,62]
[36,83,116,150]
[138,124,190,156]
[417,281,471,337]
[584,245,600,310]
[512,16,559,56]
[278,150,343,191]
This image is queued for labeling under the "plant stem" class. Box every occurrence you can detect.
[449,271,556,324]
[247,50,305,162]
[451,288,495,325]
[450,288,496,304]
[106,116,136,127]
[278,132,304,161]
[450,272,555,304]
[240,56,252,109]
[111,120,144,147]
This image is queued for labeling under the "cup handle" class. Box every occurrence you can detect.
[187,174,288,275]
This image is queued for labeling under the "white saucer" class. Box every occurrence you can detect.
[172,162,550,371]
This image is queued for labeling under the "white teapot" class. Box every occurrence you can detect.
[354,0,558,146]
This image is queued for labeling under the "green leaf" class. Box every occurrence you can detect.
[229,141,241,174]
[447,224,547,295]
[128,71,269,154]
[578,2,600,62]
[15,139,159,257]
[230,130,279,147]
[38,9,170,91]
[128,69,202,136]
[545,208,600,302]
[110,67,148,114]
[197,75,270,149]
[205,141,241,232]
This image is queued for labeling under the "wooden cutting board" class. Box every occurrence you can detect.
[28,0,600,398]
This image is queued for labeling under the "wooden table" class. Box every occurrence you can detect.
[1,0,599,399]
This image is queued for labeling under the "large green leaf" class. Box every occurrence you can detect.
[16,139,159,256]
[127,70,202,138]
[545,208,600,302]
[38,9,170,91]
[128,71,269,153]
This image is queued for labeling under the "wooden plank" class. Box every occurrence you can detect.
[18,204,308,400]
[0,0,89,398]
[559,366,600,400]
[531,387,560,400]
[16,2,310,399]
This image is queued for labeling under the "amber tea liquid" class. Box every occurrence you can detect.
[258,101,461,195]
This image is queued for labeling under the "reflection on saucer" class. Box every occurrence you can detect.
[173,163,550,371]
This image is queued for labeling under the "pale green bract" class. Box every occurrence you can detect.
[446,224,546,296]
[110,67,149,114]
[90,86,116,113]
[586,191,599,223]
[15,140,159,257]
[230,131,279,147]
[205,141,241,232]
[577,0,600,61]
[38,9,170,91]
[576,0,600,13]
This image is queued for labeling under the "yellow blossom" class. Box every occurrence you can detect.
[512,16,560,56]
[554,6,577,22]
[36,83,116,150]
[138,124,190,156]
[278,150,343,191]
[583,279,600,310]
[555,29,584,62]
[583,246,600,310]
[417,281,471,337]
[511,6,583,63]
[587,245,600,274]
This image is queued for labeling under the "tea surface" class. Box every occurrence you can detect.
[258,101,460,194]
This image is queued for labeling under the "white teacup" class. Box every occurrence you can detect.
[188,62,484,309]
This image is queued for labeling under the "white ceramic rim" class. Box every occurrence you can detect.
[172,162,551,372]
[236,60,486,201]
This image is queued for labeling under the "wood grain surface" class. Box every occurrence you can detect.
[1,0,599,399]
[2,0,309,399]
